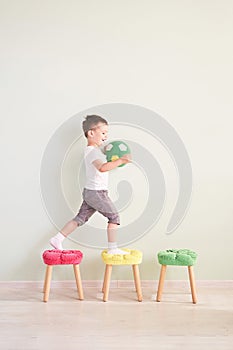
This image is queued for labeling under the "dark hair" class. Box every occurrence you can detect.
[82,115,108,138]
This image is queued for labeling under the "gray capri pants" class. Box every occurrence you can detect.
[73,188,120,226]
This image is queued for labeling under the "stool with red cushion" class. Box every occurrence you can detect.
[42,249,84,302]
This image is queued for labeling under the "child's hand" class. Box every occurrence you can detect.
[120,154,132,164]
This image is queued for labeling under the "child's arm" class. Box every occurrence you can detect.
[93,154,131,172]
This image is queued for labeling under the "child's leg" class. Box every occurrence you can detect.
[107,223,129,255]
[83,190,129,255]
[61,220,79,236]
[107,223,118,242]
[50,220,78,249]
[49,200,96,249]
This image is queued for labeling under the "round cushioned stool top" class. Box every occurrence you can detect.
[101,249,142,265]
[158,249,197,266]
[43,250,83,265]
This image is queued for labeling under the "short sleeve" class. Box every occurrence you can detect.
[85,147,106,165]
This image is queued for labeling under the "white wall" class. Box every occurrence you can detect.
[1,0,233,281]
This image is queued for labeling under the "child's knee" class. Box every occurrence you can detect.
[108,213,120,225]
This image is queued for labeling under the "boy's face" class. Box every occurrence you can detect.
[88,123,108,146]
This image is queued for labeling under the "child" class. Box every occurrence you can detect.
[49,115,131,254]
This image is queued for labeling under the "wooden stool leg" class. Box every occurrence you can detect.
[132,264,142,302]
[102,265,109,293]
[156,265,167,302]
[103,265,112,302]
[73,264,84,300]
[188,266,197,304]
[43,265,53,302]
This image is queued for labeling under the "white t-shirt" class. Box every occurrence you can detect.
[84,146,108,190]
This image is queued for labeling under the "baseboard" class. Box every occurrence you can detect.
[0,280,232,289]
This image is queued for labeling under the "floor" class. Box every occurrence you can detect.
[0,281,232,350]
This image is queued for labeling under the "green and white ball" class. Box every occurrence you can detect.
[105,140,130,167]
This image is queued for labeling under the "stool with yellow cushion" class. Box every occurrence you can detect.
[101,249,143,302]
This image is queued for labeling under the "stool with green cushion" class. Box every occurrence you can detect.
[156,249,198,304]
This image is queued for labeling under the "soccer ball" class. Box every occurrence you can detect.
[104,140,130,167]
